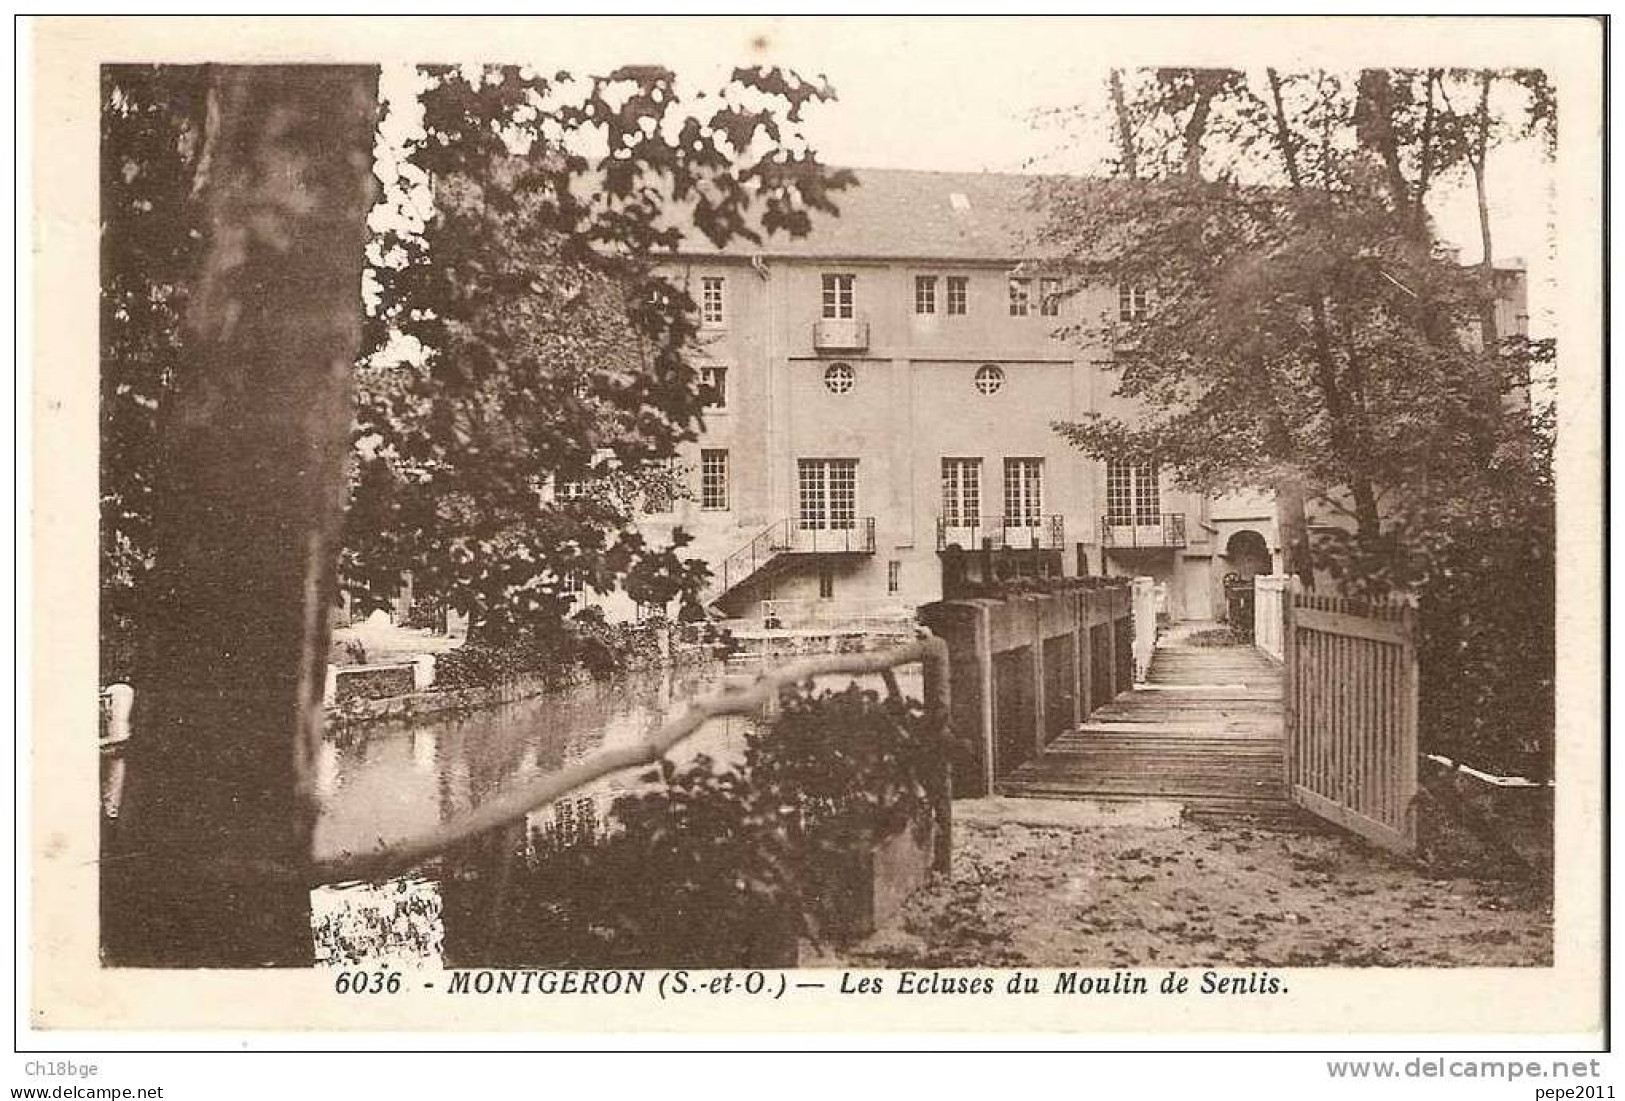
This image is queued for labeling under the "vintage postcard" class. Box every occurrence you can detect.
[22,14,1606,1048]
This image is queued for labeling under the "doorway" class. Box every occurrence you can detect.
[1224,530,1272,581]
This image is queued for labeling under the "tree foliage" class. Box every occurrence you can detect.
[345,65,853,639]
[1043,67,1557,772]
[1045,68,1551,544]
[99,66,208,676]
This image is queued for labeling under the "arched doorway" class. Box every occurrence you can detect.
[1224,530,1272,581]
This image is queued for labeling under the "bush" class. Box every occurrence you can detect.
[439,683,941,967]
[431,611,687,692]
[949,574,1129,601]
[431,633,573,691]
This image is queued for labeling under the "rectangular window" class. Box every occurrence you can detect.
[1118,283,1149,322]
[700,365,728,410]
[558,572,584,597]
[946,276,968,316]
[700,276,725,326]
[1003,458,1044,527]
[818,565,835,600]
[1008,277,1032,317]
[821,273,855,319]
[887,560,902,595]
[700,448,729,511]
[558,477,586,501]
[940,458,982,528]
[1040,277,1063,317]
[798,458,858,530]
[1106,460,1160,524]
[914,275,937,315]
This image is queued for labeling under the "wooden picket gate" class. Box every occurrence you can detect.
[1284,593,1420,853]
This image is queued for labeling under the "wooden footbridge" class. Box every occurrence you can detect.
[1001,626,1298,823]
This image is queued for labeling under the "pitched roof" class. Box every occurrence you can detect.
[676,167,1057,262]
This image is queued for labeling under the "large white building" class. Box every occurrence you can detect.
[585,168,1526,627]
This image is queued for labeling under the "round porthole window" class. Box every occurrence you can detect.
[974,364,1005,395]
[824,362,855,394]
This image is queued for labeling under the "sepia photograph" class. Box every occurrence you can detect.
[22,13,1606,1053]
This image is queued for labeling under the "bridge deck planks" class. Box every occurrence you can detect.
[1000,635,1301,824]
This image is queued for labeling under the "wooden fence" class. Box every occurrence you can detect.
[1284,592,1419,853]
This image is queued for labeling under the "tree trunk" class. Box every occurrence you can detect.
[1272,477,1315,589]
[1351,480,1383,542]
[1109,70,1139,180]
[1472,70,1501,352]
[1181,73,1225,179]
[1356,69,1418,227]
[103,65,378,967]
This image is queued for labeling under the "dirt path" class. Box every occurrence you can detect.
[838,818,1551,969]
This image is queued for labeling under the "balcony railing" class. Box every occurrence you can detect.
[936,514,1065,552]
[786,516,876,553]
[1100,513,1187,549]
[758,598,914,632]
[708,517,877,604]
[813,317,870,352]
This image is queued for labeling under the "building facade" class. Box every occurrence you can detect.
[590,169,1527,626]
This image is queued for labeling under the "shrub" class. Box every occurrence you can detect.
[431,634,569,691]
[439,683,941,967]
[430,611,692,692]
[949,574,1129,601]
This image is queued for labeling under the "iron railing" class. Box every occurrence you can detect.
[1099,513,1187,549]
[760,597,915,631]
[812,317,870,352]
[709,517,877,603]
[936,514,1066,552]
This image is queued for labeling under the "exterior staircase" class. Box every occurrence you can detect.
[999,626,1300,824]
[705,517,876,614]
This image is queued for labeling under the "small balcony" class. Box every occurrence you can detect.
[813,317,870,352]
[937,515,1066,552]
[1100,513,1187,549]
[785,516,876,554]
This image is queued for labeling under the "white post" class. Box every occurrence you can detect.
[1131,576,1158,682]
[100,683,135,819]
[445,608,469,639]
[102,683,134,741]
[1254,575,1288,661]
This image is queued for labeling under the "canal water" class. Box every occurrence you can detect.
[309,662,921,968]
[311,663,739,968]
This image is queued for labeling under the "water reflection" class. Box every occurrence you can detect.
[311,664,740,967]
[309,663,920,967]
[312,664,737,864]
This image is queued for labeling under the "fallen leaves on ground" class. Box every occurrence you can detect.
[840,819,1551,969]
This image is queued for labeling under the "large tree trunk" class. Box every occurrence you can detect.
[1272,477,1315,589]
[103,65,378,967]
